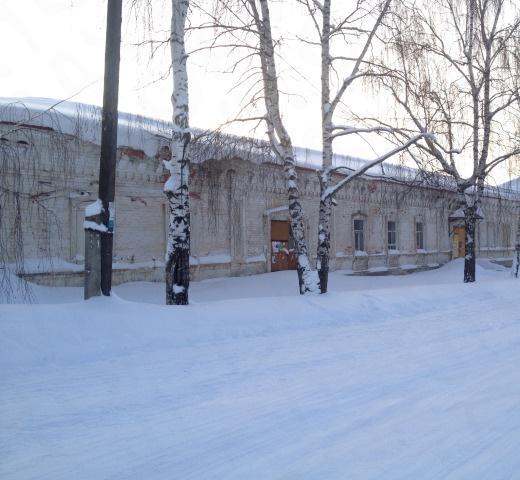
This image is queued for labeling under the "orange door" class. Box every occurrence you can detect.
[271,221,297,271]
[452,226,465,258]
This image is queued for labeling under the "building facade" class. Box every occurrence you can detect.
[1,99,518,286]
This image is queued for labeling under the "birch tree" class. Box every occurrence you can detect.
[249,0,320,293]
[196,0,320,293]
[164,0,191,305]
[378,0,520,282]
[194,0,429,293]
[296,0,428,292]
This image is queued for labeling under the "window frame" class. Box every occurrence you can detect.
[353,218,365,252]
[416,221,424,250]
[502,223,511,248]
[387,220,397,251]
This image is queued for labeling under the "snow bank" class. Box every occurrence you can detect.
[1,261,520,478]
[0,269,514,370]
[1,272,520,479]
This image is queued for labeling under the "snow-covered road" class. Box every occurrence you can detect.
[1,261,520,479]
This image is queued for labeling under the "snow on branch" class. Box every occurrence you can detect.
[311,0,324,11]
[329,0,392,115]
[329,125,395,139]
[321,133,430,200]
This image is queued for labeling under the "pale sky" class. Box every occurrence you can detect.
[1,0,516,183]
[1,0,385,157]
[2,1,170,124]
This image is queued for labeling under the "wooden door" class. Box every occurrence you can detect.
[271,220,297,271]
[452,226,465,258]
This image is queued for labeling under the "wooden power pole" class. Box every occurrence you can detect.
[84,0,123,299]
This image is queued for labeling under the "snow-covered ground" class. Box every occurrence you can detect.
[1,259,520,479]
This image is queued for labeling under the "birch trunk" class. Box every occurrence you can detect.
[254,0,319,294]
[282,146,319,294]
[457,183,477,283]
[316,0,333,294]
[464,209,477,283]
[317,166,334,293]
[512,209,520,278]
[317,131,334,293]
[317,183,332,293]
[164,0,190,305]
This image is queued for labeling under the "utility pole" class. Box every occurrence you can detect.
[84,0,123,299]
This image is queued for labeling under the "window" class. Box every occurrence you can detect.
[488,222,496,247]
[387,221,397,250]
[416,222,424,250]
[502,224,511,247]
[354,219,364,251]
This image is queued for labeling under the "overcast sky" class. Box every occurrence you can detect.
[2,1,167,123]
[2,0,516,183]
[1,0,387,157]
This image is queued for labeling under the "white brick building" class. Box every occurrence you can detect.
[1,98,518,286]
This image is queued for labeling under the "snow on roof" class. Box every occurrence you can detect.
[0,97,273,164]
[293,145,423,182]
[499,177,520,193]
[0,97,171,158]
[0,97,371,170]
[1,97,519,199]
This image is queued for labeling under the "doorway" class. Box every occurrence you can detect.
[270,220,297,271]
[452,226,465,258]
